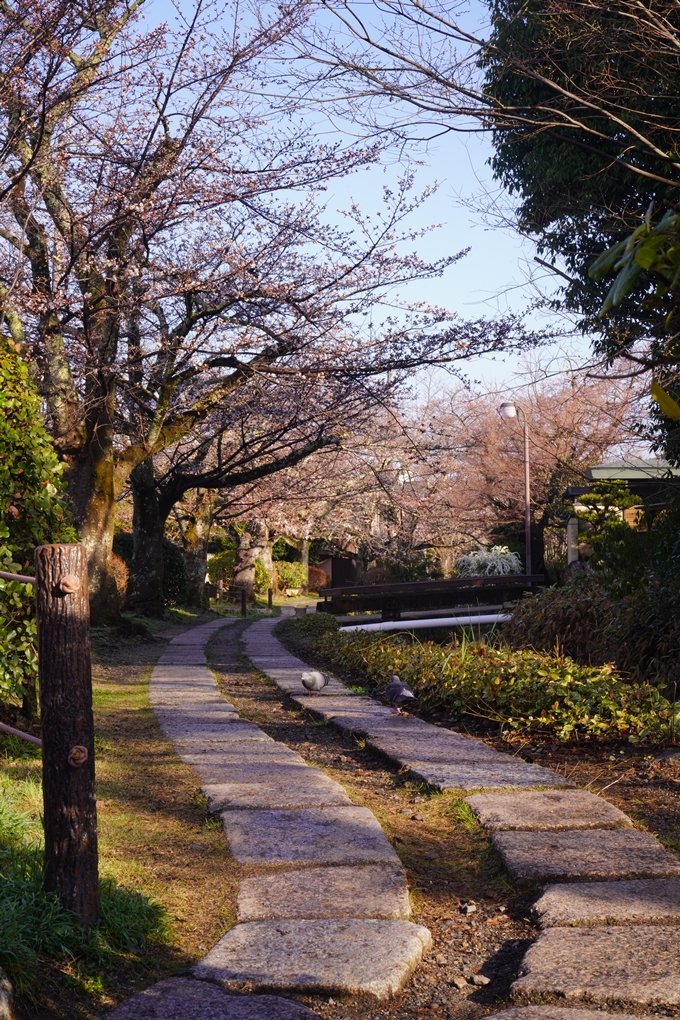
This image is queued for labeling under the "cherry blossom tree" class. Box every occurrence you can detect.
[0,0,545,619]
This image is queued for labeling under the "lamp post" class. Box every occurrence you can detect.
[499,400,532,577]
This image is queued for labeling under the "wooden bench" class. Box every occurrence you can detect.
[317,574,544,620]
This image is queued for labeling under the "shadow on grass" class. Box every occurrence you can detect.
[0,841,168,999]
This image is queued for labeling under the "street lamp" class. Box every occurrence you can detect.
[499,400,532,577]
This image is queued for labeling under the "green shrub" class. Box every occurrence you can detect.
[207,546,237,586]
[303,625,676,743]
[112,533,187,608]
[274,560,307,590]
[502,577,615,664]
[289,612,339,638]
[0,340,75,710]
[254,560,272,594]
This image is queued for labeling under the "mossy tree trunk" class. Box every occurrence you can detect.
[128,457,165,617]
[176,491,215,608]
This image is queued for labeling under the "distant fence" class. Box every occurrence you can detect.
[318,573,544,619]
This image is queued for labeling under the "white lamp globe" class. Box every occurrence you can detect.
[499,400,517,420]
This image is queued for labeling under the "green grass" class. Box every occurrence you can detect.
[0,739,168,997]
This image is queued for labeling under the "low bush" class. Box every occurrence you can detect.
[299,621,677,743]
[274,560,307,590]
[455,545,522,577]
[290,612,339,639]
[505,574,680,692]
[0,339,75,712]
[207,546,236,587]
[254,560,272,594]
[307,565,329,591]
[112,533,187,608]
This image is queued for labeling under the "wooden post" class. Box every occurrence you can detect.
[34,544,99,926]
[267,587,273,611]
[241,587,247,617]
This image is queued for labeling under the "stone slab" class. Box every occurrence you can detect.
[157,719,272,744]
[494,829,680,884]
[101,977,317,1019]
[177,746,306,767]
[533,878,680,927]
[512,925,680,1005]
[193,919,432,998]
[203,768,352,811]
[220,806,401,866]
[488,1009,654,1020]
[405,760,569,791]
[237,865,410,921]
[466,790,632,832]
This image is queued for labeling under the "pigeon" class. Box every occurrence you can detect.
[301,670,328,695]
[385,674,417,714]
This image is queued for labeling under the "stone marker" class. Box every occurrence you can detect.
[466,790,631,832]
[193,918,432,998]
[493,829,680,884]
[533,878,680,927]
[220,806,401,866]
[486,1008,654,1020]
[237,865,411,921]
[101,977,318,1020]
[512,925,680,1005]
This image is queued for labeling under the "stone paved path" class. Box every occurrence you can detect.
[244,617,680,1020]
[107,616,430,1019]
[106,616,680,1020]
[243,619,568,791]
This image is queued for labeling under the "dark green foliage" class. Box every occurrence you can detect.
[301,622,675,743]
[287,612,339,639]
[113,532,187,608]
[505,494,680,691]
[0,340,75,707]
[271,538,299,563]
[482,0,677,375]
[574,482,651,597]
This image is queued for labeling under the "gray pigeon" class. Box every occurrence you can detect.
[385,674,417,713]
[301,670,328,695]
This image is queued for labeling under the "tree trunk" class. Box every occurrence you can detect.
[64,441,120,624]
[232,528,258,596]
[435,545,456,577]
[232,518,271,596]
[128,458,165,617]
[256,524,275,590]
[35,544,99,926]
[177,491,214,608]
[299,538,310,592]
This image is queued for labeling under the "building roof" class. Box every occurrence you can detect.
[585,458,680,481]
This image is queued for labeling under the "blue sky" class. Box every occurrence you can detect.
[145,0,590,392]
